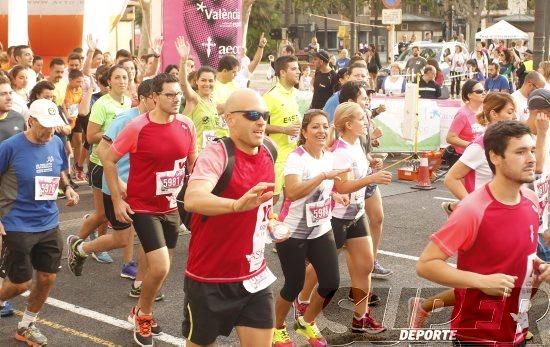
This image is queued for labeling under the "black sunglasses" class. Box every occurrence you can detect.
[471,89,485,94]
[230,110,270,121]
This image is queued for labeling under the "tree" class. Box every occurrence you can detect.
[246,0,282,59]
[445,0,487,51]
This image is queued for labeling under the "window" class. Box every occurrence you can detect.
[315,32,338,50]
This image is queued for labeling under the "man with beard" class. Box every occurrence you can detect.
[405,45,427,82]
[310,50,338,109]
[417,120,550,346]
[484,62,510,93]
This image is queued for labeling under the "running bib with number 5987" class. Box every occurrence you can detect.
[305,198,332,227]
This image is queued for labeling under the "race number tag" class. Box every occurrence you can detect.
[35,176,60,200]
[155,159,186,196]
[305,198,332,227]
[203,131,217,147]
[246,199,272,272]
[243,267,276,293]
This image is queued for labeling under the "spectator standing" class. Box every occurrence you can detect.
[418,65,441,99]
[448,45,466,99]
[405,45,427,82]
[366,44,381,90]
[383,63,406,95]
[310,50,338,109]
[427,58,444,87]
[484,62,510,92]
[335,49,350,71]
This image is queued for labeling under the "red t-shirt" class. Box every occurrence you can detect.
[449,105,485,154]
[431,185,539,346]
[112,113,196,214]
[185,141,275,283]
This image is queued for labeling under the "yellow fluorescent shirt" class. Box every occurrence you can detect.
[53,80,68,107]
[213,80,239,105]
[263,83,301,162]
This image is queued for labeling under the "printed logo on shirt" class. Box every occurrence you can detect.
[35,156,55,174]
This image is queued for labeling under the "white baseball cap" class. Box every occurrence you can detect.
[29,99,66,128]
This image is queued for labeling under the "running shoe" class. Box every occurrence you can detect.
[15,323,48,346]
[294,316,327,347]
[347,289,381,306]
[121,261,137,280]
[441,201,454,217]
[67,235,88,276]
[371,260,393,278]
[273,325,296,346]
[351,312,386,334]
[131,309,154,346]
[293,299,308,319]
[128,283,165,302]
[91,251,113,264]
[0,301,14,317]
[408,297,431,329]
[526,331,534,341]
[128,306,162,336]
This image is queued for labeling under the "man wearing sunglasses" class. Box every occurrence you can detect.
[264,55,301,204]
[101,73,198,347]
[511,71,545,121]
[183,88,276,346]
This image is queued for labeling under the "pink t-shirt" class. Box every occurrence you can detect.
[448,105,485,154]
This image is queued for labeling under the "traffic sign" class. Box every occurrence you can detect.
[382,0,401,9]
[382,9,402,25]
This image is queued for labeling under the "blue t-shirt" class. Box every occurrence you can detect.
[0,133,68,232]
[323,91,341,123]
[101,107,140,195]
[484,75,510,93]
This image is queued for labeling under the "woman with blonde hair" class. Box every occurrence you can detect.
[330,102,391,333]
[382,63,405,95]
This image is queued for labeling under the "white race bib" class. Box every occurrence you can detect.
[245,199,272,272]
[305,198,332,227]
[242,267,276,293]
[155,158,187,196]
[35,176,60,200]
[203,130,217,147]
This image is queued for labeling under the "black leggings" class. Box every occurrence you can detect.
[276,231,339,302]
[450,71,461,96]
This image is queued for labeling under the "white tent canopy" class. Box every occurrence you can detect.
[475,20,529,40]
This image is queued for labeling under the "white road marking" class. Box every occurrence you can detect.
[378,249,456,267]
[20,292,185,346]
[433,196,457,202]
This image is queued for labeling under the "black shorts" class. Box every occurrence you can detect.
[87,162,103,189]
[3,227,63,284]
[103,193,132,231]
[72,115,89,134]
[182,276,274,345]
[132,211,179,253]
[332,214,370,249]
[0,235,7,279]
[365,184,377,199]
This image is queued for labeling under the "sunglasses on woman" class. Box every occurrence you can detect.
[230,110,270,121]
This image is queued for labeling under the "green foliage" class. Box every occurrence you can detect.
[246,0,282,59]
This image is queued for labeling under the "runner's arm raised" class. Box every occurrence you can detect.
[248,33,267,74]
[175,37,199,109]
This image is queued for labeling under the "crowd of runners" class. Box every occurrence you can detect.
[1,33,550,347]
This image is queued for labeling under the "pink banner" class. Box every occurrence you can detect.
[162,0,243,70]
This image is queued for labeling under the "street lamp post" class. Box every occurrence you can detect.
[534,0,546,66]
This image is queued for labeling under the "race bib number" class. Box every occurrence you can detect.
[155,159,187,196]
[68,104,79,117]
[35,176,60,200]
[305,198,332,227]
[203,131,217,147]
[242,267,276,293]
[246,199,272,272]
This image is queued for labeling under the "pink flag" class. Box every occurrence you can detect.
[162,0,243,70]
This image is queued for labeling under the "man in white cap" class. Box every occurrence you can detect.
[0,99,79,346]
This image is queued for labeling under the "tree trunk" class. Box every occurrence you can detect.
[138,0,151,56]
[467,16,479,52]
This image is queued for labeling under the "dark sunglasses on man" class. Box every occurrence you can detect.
[229,110,270,121]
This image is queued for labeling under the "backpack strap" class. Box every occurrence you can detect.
[211,137,236,196]
[262,138,278,163]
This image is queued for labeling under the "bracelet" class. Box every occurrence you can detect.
[258,45,265,48]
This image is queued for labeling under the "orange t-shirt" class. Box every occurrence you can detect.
[64,87,83,128]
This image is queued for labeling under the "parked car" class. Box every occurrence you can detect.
[377,41,469,90]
